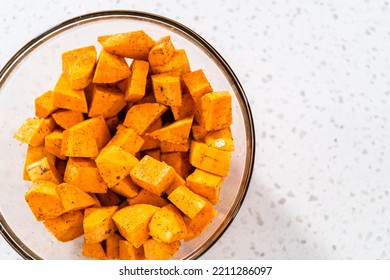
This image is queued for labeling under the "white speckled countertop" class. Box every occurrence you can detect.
[1,0,389,260]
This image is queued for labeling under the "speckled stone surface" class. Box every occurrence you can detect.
[1,0,389,260]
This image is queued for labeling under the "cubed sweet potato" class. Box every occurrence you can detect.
[148,36,175,67]
[62,45,97,89]
[43,210,84,242]
[143,239,181,260]
[52,109,84,129]
[199,91,232,131]
[56,182,96,211]
[35,90,58,118]
[44,130,66,160]
[82,239,107,260]
[150,49,190,75]
[119,239,145,260]
[167,185,207,219]
[148,116,193,144]
[14,117,54,147]
[23,144,56,181]
[83,206,118,244]
[92,49,131,84]
[130,155,176,196]
[204,127,235,152]
[128,189,169,208]
[112,204,159,248]
[24,181,66,221]
[26,156,62,184]
[151,73,182,107]
[125,60,150,102]
[105,126,144,155]
[88,85,127,119]
[110,176,140,198]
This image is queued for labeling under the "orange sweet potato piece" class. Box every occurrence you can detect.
[98,30,155,60]
[119,239,145,260]
[144,148,161,161]
[83,206,118,244]
[82,239,107,260]
[95,189,122,207]
[150,49,190,75]
[88,84,127,119]
[63,157,108,193]
[52,109,84,129]
[61,116,111,158]
[14,117,54,147]
[130,155,176,196]
[164,172,186,196]
[92,49,131,84]
[26,156,62,184]
[105,233,122,259]
[110,176,140,198]
[151,73,182,107]
[189,140,231,177]
[182,199,217,240]
[95,145,139,187]
[148,204,186,243]
[125,60,150,102]
[44,129,66,160]
[199,91,232,131]
[182,69,213,105]
[171,92,196,121]
[56,183,96,211]
[52,73,88,113]
[148,116,193,144]
[191,123,208,141]
[112,204,159,248]
[168,185,207,219]
[148,35,175,67]
[62,45,97,89]
[143,239,181,260]
[105,126,144,155]
[24,181,66,221]
[35,90,58,118]
[123,103,168,135]
[160,139,190,153]
[128,189,169,208]
[186,168,224,205]
[204,127,235,152]
[43,210,84,242]
[161,151,192,178]
[23,144,56,181]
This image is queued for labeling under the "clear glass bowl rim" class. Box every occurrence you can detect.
[0,10,256,260]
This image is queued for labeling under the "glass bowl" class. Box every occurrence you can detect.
[0,10,255,260]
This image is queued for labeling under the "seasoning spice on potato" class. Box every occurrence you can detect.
[14,29,234,260]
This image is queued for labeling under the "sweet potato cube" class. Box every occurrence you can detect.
[56,183,96,211]
[119,240,145,260]
[161,151,192,178]
[83,206,118,244]
[139,117,163,151]
[128,189,169,208]
[43,210,84,242]
[171,92,196,121]
[199,91,232,131]
[149,204,186,243]
[52,109,84,129]
[14,117,54,147]
[23,144,56,181]
[112,204,159,248]
[143,239,181,260]
[148,35,175,67]
[148,116,193,144]
[92,49,131,84]
[123,103,168,135]
[64,157,107,193]
[168,185,207,219]
[150,49,190,75]
[109,176,139,198]
[26,156,62,184]
[35,90,58,118]
[151,73,182,107]
[82,240,107,260]
[88,85,127,119]
[105,233,122,259]
[204,127,235,152]
[52,73,88,113]
[98,30,155,60]
[95,145,139,187]
[191,123,208,141]
[61,116,111,157]
[164,172,186,195]
[95,189,122,207]
[105,115,120,133]
[182,69,213,105]
[186,168,224,205]
[125,60,150,102]
[44,130,66,160]
[130,155,176,196]
[183,199,218,240]
[189,141,231,177]
[62,45,97,89]
[160,140,190,153]
[24,181,66,221]
[106,126,144,155]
